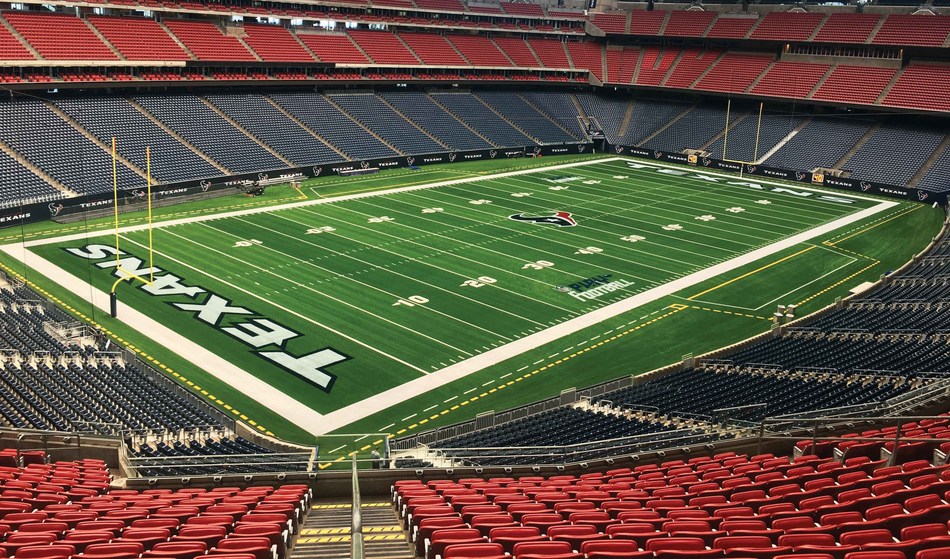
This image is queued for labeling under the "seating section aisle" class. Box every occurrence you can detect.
[381,92,492,151]
[617,99,689,146]
[917,146,950,193]
[475,92,577,144]
[87,16,190,61]
[641,106,737,153]
[399,32,467,66]
[204,94,342,166]
[431,93,535,147]
[520,92,583,138]
[705,113,805,164]
[0,99,141,194]
[296,32,369,64]
[54,97,221,183]
[329,93,444,155]
[269,93,398,160]
[3,12,116,60]
[161,20,257,61]
[883,65,950,113]
[764,118,872,171]
[842,123,946,186]
[134,95,285,173]
[812,66,897,106]
[0,151,61,207]
[241,24,315,62]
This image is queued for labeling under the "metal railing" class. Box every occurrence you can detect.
[756,414,950,467]
[415,427,739,468]
[351,454,363,559]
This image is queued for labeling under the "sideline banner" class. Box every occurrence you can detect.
[0,143,594,228]
[610,144,945,206]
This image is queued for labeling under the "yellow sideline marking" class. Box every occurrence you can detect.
[317,303,687,469]
[827,204,921,245]
[0,261,273,437]
[690,306,771,321]
[687,246,817,301]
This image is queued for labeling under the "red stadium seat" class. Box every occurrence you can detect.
[443,542,506,559]
[488,526,545,554]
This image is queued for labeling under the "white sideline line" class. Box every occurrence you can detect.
[316,201,897,434]
[3,157,897,438]
[20,157,625,249]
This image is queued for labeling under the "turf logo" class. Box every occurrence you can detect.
[64,244,350,392]
[557,274,634,301]
[509,211,577,227]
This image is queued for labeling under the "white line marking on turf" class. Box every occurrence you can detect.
[401,414,417,421]
[500,373,512,379]
[354,435,368,442]
[380,423,395,431]
[312,198,897,433]
[423,405,437,412]
[329,445,346,453]
[463,388,477,394]
[482,380,493,386]
[444,396,457,403]
[8,157,892,438]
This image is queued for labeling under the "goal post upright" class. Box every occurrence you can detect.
[109,138,156,318]
[721,99,766,178]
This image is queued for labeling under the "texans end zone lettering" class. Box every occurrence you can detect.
[64,244,350,392]
[509,211,577,227]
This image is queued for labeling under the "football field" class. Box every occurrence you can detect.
[4,156,939,452]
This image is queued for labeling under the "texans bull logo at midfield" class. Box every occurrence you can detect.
[509,211,577,227]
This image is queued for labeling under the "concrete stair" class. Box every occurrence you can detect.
[44,101,149,180]
[157,21,197,59]
[0,140,72,196]
[323,96,406,155]
[909,132,950,187]
[472,94,540,143]
[126,98,231,174]
[263,96,350,160]
[294,501,412,559]
[82,18,126,60]
[199,97,293,166]
[0,14,41,59]
[427,94,496,147]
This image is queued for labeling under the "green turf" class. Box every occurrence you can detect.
[2,155,943,461]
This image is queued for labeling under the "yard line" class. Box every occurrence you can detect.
[578,163,843,225]
[225,216,513,340]
[399,190,706,284]
[448,176,729,265]
[116,234,430,372]
[445,180,774,247]
[266,212,549,327]
[419,182,750,259]
[312,204,580,314]
[177,225,474,356]
[594,158,868,213]
[367,193,666,284]
[22,157,629,249]
[312,197,897,434]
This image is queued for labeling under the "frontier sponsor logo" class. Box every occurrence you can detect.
[558,274,633,301]
[64,244,350,392]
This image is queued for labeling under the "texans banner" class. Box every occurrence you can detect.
[610,144,946,206]
[0,143,595,227]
